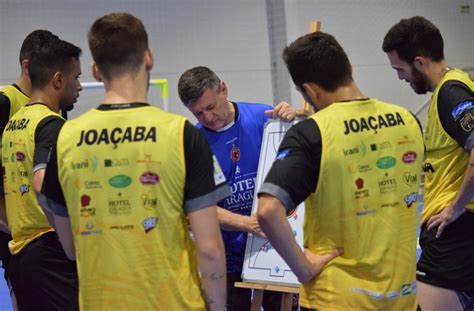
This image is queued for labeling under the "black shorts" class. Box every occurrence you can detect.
[8,231,79,311]
[417,211,474,292]
[0,231,12,284]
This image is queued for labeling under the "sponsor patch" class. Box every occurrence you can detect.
[143,217,159,233]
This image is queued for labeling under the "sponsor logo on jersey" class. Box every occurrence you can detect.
[423,162,435,173]
[402,151,417,164]
[109,174,132,188]
[378,174,397,193]
[141,192,158,210]
[109,225,134,230]
[136,154,161,165]
[404,192,418,208]
[347,163,371,174]
[108,193,131,215]
[104,158,130,167]
[370,141,392,151]
[76,126,157,148]
[17,169,27,178]
[397,136,416,145]
[230,146,240,162]
[403,172,418,186]
[354,178,369,199]
[80,194,96,217]
[80,222,102,235]
[376,156,396,169]
[140,172,159,185]
[15,152,25,162]
[19,184,29,195]
[343,112,405,135]
[143,217,158,233]
[71,156,98,171]
[5,118,30,131]
[381,201,400,208]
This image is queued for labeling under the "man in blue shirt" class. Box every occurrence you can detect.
[178,66,295,310]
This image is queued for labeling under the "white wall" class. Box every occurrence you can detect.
[0,0,473,124]
[285,0,474,125]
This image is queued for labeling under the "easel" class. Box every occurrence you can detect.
[235,20,321,311]
[234,281,299,311]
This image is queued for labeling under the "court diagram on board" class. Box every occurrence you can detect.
[242,119,305,286]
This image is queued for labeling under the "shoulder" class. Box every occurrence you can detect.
[236,102,272,113]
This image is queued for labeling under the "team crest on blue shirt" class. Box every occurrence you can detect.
[230,146,240,162]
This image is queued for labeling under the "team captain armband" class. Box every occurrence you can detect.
[452,100,474,133]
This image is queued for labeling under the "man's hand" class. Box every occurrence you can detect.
[301,248,343,282]
[265,102,296,121]
[427,204,466,238]
[245,214,266,238]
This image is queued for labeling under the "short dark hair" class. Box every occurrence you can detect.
[382,16,444,63]
[282,32,353,92]
[28,36,82,89]
[19,30,56,63]
[88,12,148,80]
[178,66,221,105]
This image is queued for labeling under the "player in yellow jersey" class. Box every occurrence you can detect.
[39,13,228,310]
[2,32,82,310]
[383,16,474,311]
[257,31,424,310]
[0,29,75,310]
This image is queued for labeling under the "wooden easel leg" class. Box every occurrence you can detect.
[251,289,264,311]
[280,293,293,311]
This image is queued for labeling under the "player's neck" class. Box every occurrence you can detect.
[28,89,60,113]
[102,72,148,105]
[15,74,32,97]
[327,83,366,106]
[427,60,450,92]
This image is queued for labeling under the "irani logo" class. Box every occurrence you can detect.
[230,146,240,162]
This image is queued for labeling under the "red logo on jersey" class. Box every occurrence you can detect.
[355,178,364,189]
[230,146,240,162]
[81,194,91,207]
[16,152,25,162]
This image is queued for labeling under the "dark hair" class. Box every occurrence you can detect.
[282,32,353,91]
[382,16,444,63]
[88,12,148,80]
[177,66,221,105]
[28,36,82,89]
[19,30,56,63]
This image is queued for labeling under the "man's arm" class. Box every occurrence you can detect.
[257,194,341,283]
[188,205,226,310]
[217,207,265,237]
[427,146,474,237]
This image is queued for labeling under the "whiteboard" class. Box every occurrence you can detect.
[242,119,305,287]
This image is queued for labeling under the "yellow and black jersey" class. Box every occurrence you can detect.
[1,103,64,254]
[260,99,424,310]
[41,103,229,310]
[422,68,474,224]
[0,84,30,195]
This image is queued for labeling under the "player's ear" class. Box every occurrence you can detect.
[145,48,153,71]
[91,62,102,82]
